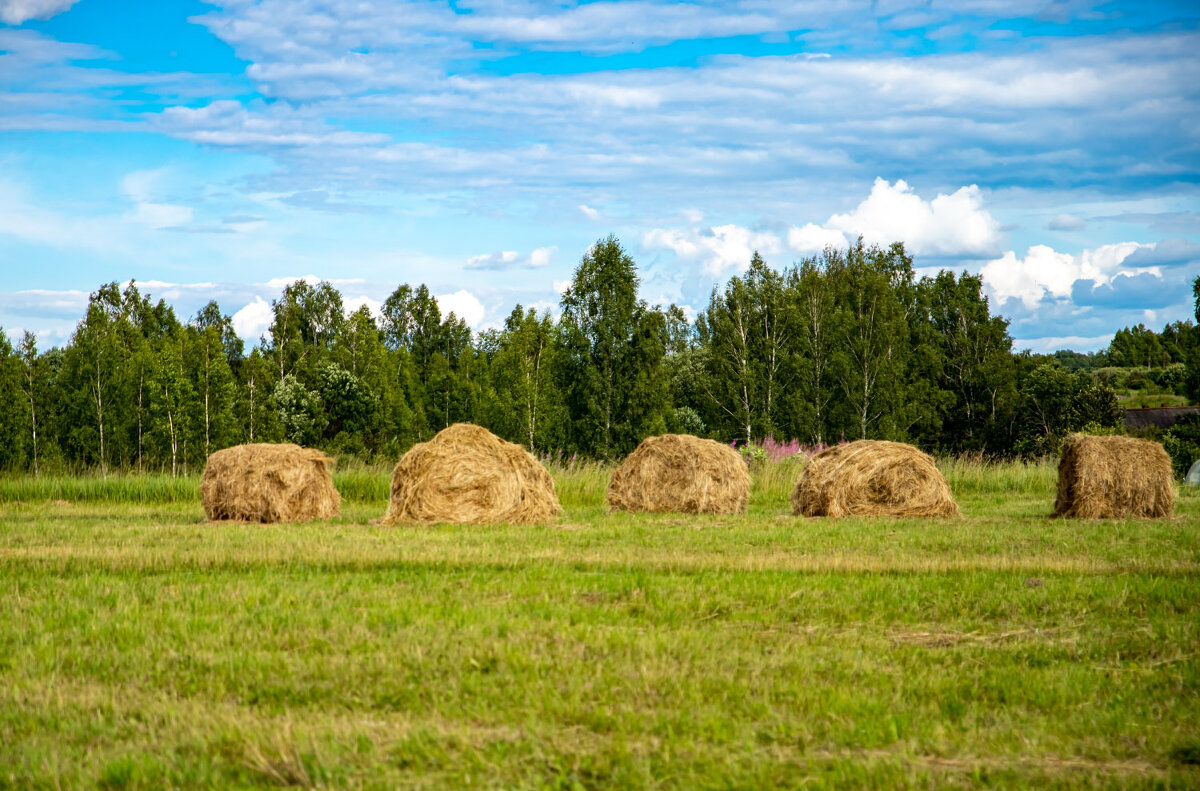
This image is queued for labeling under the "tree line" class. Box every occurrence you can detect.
[3,235,1183,474]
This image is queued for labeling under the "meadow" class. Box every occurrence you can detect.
[1,459,1198,789]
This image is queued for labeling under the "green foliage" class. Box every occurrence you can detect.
[667,405,706,435]
[1014,364,1122,456]
[1108,323,1173,368]
[487,307,563,450]
[558,235,669,458]
[1050,348,1108,371]
[705,251,794,443]
[3,238,1163,471]
[274,374,324,446]
[1107,305,1200,406]
[318,362,374,437]
[0,328,25,469]
[1160,414,1200,478]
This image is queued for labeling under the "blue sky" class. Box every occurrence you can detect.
[1,0,1197,352]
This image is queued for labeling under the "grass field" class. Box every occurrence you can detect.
[1,460,1198,789]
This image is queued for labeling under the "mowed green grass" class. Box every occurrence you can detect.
[1,462,1198,789]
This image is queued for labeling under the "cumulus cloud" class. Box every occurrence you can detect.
[579,204,601,220]
[980,241,1148,309]
[344,295,382,317]
[529,246,556,268]
[787,223,850,256]
[0,0,79,25]
[794,178,1002,259]
[435,289,485,327]
[231,296,274,341]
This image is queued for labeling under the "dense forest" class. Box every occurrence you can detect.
[1,236,1198,474]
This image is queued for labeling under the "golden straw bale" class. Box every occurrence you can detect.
[201,443,340,523]
[1053,434,1175,519]
[790,440,958,518]
[383,423,561,525]
[606,433,750,514]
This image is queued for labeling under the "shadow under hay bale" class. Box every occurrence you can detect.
[201,443,340,523]
[1053,434,1175,519]
[382,423,561,525]
[790,439,959,518]
[607,433,750,514]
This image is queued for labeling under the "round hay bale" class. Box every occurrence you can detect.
[383,423,562,525]
[201,443,340,523]
[790,440,958,518]
[606,433,750,514]
[1053,434,1175,519]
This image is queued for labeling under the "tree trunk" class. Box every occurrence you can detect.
[26,374,37,477]
[137,375,144,474]
[94,367,105,474]
[204,342,211,456]
[167,401,178,478]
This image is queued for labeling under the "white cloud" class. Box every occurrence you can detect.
[565,83,661,109]
[644,224,783,277]
[159,101,390,148]
[529,246,556,268]
[787,223,849,256]
[643,228,699,260]
[553,279,571,294]
[465,246,556,270]
[7,288,89,313]
[0,0,78,25]
[434,289,485,327]
[344,295,382,317]
[980,241,1150,309]
[467,250,519,268]
[578,204,601,220]
[815,178,1002,258]
[232,296,274,341]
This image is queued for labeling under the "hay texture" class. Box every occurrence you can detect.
[383,423,561,525]
[790,440,959,518]
[606,433,751,514]
[201,443,340,523]
[1053,434,1175,519]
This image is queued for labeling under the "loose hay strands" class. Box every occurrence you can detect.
[1053,434,1176,519]
[200,443,340,523]
[790,440,959,518]
[607,433,751,514]
[382,423,562,525]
